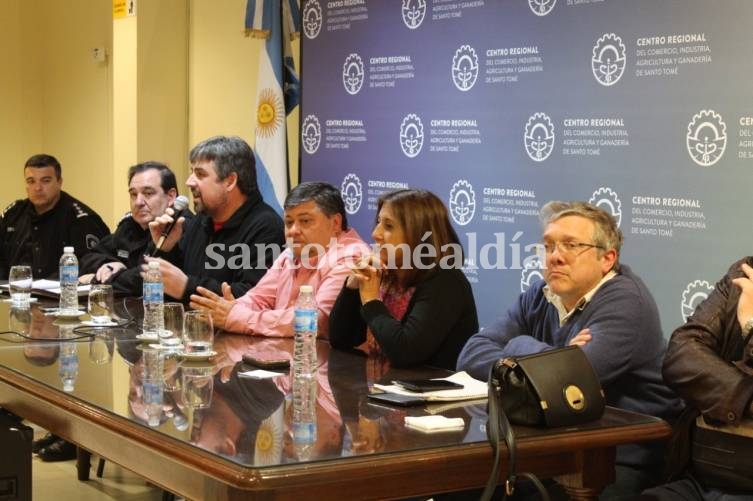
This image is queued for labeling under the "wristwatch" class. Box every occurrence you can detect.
[743,317,753,336]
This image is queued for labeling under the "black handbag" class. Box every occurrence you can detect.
[481,346,606,500]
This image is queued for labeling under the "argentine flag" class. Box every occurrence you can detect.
[245,0,301,216]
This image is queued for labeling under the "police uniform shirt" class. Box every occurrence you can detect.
[0,191,110,279]
[79,213,151,274]
[80,211,194,297]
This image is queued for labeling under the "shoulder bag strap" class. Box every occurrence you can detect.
[481,362,550,501]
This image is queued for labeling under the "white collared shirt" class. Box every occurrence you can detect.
[543,270,617,326]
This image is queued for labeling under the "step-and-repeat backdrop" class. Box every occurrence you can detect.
[299,0,753,334]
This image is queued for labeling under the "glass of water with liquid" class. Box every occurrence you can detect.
[87,284,114,324]
[160,302,184,348]
[9,265,33,307]
[182,310,214,354]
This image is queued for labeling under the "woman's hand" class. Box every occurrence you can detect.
[347,255,382,304]
[345,255,383,303]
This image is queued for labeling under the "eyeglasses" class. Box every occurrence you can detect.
[538,240,604,258]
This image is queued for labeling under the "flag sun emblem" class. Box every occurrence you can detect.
[256,88,284,138]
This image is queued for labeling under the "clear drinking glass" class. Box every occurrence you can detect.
[88,334,114,365]
[182,310,214,354]
[9,265,33,307]
[160,302,184,347]
[87,284,114,324]
[9,307,32,335]
[162,352,182,391]
[181,365,214,409]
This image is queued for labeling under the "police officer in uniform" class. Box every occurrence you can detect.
[0,154,110,280]
[80,161,186,295]
[1,154,109,462]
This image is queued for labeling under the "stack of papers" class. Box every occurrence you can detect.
[405,415,465,432]
[0,279,90,297]
[373,371,487,402]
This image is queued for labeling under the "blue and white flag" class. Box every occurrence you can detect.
[245,0,301,216]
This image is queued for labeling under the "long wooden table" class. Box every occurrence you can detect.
[0,299,671,500]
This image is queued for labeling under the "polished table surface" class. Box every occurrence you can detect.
[0,298,672,500]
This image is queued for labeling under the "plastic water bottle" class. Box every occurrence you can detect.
[59,246,79,314]
[143,261,164,337]
[143,378,163,427]
[58,326,79,392]
[292,285,318,459]
[142,347,163,427]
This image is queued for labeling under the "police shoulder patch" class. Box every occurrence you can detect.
[117,211,133,226]
[2,200,20,218]
[72,201,91,219]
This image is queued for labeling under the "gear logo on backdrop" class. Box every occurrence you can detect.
[589,187,622,227]
[341,174,363,215]
[521,256,545,292]
[524,113,555,162]
[591,34,626,86]
[343,54,365,95]
[301,115,322,155]
[528,0,556,16]
[449,180,476,226]
[687,110,727,167]
[402,0,426,29]
[681,280,714,321]
[451,45,479,92]
[302,1,323,40]
[399,114,424,158]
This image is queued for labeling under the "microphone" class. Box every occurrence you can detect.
[155,195,189,251]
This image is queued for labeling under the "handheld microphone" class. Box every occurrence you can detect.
[155,195,189,251]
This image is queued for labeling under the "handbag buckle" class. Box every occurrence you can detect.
[564,384,586,412]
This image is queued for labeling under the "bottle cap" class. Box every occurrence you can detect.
[300,285,314,294]
[63,246,74,253]
[148,261,160,270]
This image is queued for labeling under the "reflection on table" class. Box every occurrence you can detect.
[0,299,671,500]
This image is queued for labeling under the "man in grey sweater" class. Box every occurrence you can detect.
[458,201,682,500]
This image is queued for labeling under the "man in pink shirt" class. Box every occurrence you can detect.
[189,182,368,338]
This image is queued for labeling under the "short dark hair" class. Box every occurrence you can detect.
[127,161,178,193]
[25,154,61,178]
[188,136,258,195]
[284,181,348,230]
